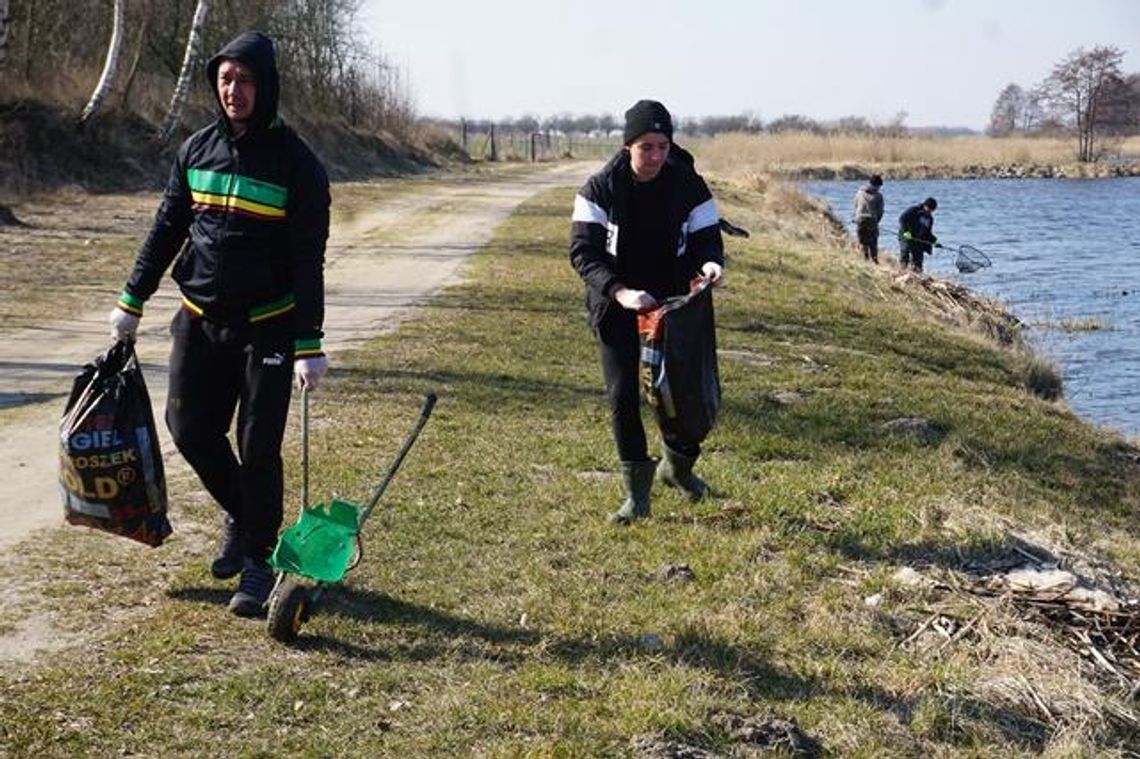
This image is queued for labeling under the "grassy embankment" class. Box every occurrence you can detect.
[4,169,1140,755]
[696,132,1140,179]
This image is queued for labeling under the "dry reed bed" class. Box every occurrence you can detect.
[696,132,1140,180]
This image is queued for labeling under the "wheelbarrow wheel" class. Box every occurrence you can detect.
[267,576,310,643]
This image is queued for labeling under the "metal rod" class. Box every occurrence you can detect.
[301,385,309,508]
[359,393,437,525]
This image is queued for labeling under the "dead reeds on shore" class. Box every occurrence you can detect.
[694,132,1140,179]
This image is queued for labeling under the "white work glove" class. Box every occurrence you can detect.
[614,287,658,313]
[109,308,140,342]
[701,261,725,286]
[294,356,329,391]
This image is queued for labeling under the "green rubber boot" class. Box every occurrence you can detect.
[657,444,710,501]
[609,460,657,525]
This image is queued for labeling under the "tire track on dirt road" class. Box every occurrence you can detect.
[0,161,595,554]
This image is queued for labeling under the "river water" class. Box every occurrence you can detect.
[804,178,1140,440]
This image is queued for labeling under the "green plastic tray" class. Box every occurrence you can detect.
[268,498,363,583]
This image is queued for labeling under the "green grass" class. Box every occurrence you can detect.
[3,180,1140,756]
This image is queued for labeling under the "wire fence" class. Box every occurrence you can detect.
[456,123,620,162]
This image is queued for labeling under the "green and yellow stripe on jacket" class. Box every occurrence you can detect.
[187,168,287,222]
[116,291,324,359]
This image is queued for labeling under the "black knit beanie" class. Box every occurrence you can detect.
[623,99,674,144]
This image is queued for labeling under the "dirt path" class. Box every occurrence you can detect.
[0,162,595,554]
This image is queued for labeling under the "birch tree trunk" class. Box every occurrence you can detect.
[120,0,153,109]
[158,0,209,143]
[0,0,11,65]
[78,0,125,126]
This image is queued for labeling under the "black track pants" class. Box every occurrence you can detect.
[595,305,699,462]
[856,219,879,261]
[901,242,926,271]
[166,308,294,561]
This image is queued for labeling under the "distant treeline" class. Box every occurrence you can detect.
[435,111,920,140]
[0,0,415,136]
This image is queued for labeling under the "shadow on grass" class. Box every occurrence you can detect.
[331,364,602,410]
[296,586,1050,751]
[167,586,235,606]
[284,586,539,661]
[825,528,1067,578]
[843,683,1050,751]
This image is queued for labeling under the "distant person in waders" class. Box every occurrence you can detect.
[107,31,331,617]
[852,174,884,263]
[898,197,938,272]
[569,99,725,525]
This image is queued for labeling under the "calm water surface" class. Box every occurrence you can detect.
[805,178,1140,439]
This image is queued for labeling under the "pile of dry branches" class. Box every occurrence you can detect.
[892,546,1140,741]
[891,271,1024,346]
[970,567,1140,695]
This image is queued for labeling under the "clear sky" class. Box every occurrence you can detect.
[359,0,1140,130]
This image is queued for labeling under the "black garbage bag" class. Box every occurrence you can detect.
[638,278,721,443]
[59,340,171,547]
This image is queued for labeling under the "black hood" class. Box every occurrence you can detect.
[206,31,280,133]
[666,143,696,169]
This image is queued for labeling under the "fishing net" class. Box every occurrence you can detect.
[955,245,992,273]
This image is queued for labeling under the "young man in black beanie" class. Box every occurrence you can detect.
[570,99,725,524]
[898,196,938,271]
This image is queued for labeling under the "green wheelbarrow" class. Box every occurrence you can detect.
[266,388,436,642]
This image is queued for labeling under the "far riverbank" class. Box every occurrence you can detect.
[693,132,1140,182]
[785,161,1140,181]
[806,175,1140,441]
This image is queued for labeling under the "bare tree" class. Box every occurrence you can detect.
[1099,72,1140,136]
[78,0,125,126]
[119,0,153,109]
[0,0,11,65]
[987,83,1025,136]
[1021,86,1047,133]
[4,0,418,144]
[1042,45,1125,162]
[701,113,762,135]
[158,0,209,143]
[766,114,822,134]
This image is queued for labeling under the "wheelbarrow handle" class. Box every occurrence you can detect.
[359,392,437,524]
[301,386,310,508]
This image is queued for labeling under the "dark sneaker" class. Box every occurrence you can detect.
[228,558,274,618]
[210,516,244,580]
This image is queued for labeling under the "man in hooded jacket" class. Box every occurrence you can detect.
[570,99,725,524]
[108,31,331,617]
[852,174,884,263]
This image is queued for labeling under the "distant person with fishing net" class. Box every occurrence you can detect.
[570,99,725,524]
[852,174,885,263]
[898,197,938,272]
